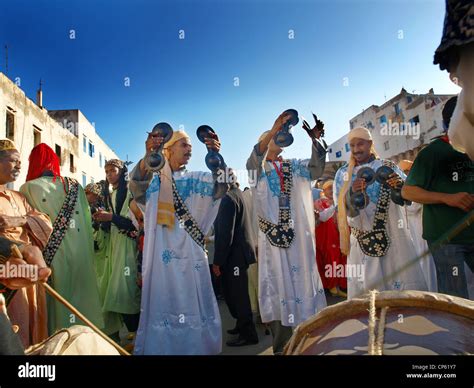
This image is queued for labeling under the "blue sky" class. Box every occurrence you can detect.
[1,0,459,185]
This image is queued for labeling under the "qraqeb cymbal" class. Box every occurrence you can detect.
[144,122,174,172]
[356,166,376,185]
[196,125,226,172]
[274,109,299,148]
[196,125,215,143]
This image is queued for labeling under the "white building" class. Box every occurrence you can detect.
[0,72,119,189]
[328,88,455,163]
[327,133,350,162]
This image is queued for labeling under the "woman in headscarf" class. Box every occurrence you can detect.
[92,159,140,343]
[20,143,104,335]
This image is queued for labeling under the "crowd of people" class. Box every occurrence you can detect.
[0,0,472,356]
[0,95,472,356]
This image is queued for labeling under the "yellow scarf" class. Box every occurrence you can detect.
[156,130,191,227]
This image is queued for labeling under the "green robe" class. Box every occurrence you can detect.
[93,227,109,284]
[20,176,105,335]
[101,189,140,320]
[92,224,122,335]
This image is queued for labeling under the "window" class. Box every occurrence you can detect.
[329,148,332,154]
[70,154,75,173]
[33,126,41,146]
[83,136,87,153]
[410,115,420,125]
[384,141,390,151]
[379,115,387,125]
[407,96,413,104]
[82,173,87,187]
[88,141,95,158]
[55,144,62,164]
[345,143,350,152]
[336,151,342,158]
[6,110,14,141]
[394,103,401,115]
[99,152,103,167]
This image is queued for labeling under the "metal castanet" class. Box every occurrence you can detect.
[350,165,410,209]
[196,125,226,172]
[375,165,395,185]
[274,109,299,148]
[375,165,411,206]
[350,167,376,210]
[144,122,173,172]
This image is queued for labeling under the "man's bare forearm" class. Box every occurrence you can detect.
[402,184,447,205]
[258,130,275,155]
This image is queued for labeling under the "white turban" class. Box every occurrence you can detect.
[348,127,373,142]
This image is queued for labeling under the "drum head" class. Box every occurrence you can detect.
[284,291,474,356]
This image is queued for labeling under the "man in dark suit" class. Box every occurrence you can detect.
[213,182,259,347]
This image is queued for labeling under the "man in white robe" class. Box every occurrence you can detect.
[334,127,428,299]
[246,111,327,354]
[129,125,229,355]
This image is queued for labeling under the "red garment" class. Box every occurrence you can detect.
[26,143,66,192]
[314,197,347,289]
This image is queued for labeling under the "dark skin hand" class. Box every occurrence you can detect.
[311,116,325,138]
[303,115,325,139]
[212,264,221,277]
[352,173,402,192]
[146,134,165,153]
[386,173,403,189]
[92,210,113,222]
[443,192,474,212]
[351,178,366,193]
[0,245,51,289]
[203,132,221,152]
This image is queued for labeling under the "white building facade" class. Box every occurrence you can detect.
[0,72,118,189]
[328,88,455,163]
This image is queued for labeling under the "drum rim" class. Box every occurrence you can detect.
[284,290,474,355]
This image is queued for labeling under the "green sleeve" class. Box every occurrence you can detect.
[405,146,437,189]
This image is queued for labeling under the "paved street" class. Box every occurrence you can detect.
[219,291,345,355]
[120,291,344,355]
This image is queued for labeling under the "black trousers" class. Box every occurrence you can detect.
[122,313,140,333]
[221,265,258,342]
